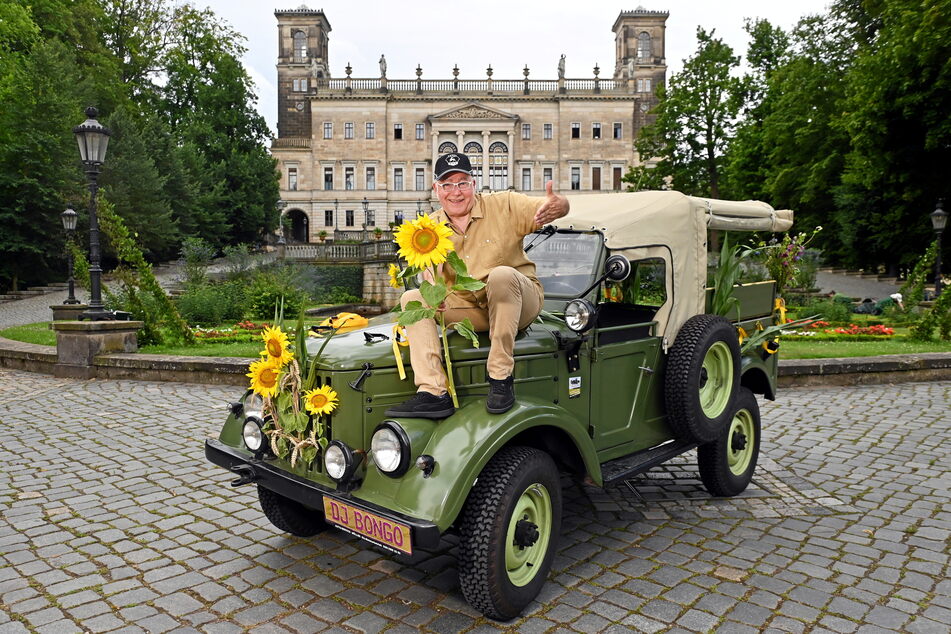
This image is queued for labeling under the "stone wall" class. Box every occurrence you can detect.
[363,262,403,308]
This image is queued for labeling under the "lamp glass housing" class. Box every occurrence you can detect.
[61,209,78,232]
[931,207,948,232]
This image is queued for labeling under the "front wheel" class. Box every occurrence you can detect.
[697,387,761,497]
[458,447,562,621]
[257,486,329,537]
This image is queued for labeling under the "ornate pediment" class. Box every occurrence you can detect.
[430,103,517,121]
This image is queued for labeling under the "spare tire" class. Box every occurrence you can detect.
[664,314,740,443]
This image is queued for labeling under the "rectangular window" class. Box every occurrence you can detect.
[366,166,376,190]
[415,168,425,191]
[592,123,601,139]
[393,167,404,191]
[571,123,580,139]
[393,123,403,140]
[521,168,531,191]
[613,166,623,190]
[571,166,581,190]
[288,167,298,191]
[366,210,375,226]
[522,123,531,140]
[543,167,553,185]
[345,167,354,190]
[324,209,333,226]
[345,210,354,227]
[416,123,425,140]
[323,122,332,139]
[323,167,333,190]
[613,122,623,140]
[365,122,375,139]
[544,123,553,139]
[292,79,308,92]
[592,166,601,191]
[344,122,354,139]
[637,78,652,93]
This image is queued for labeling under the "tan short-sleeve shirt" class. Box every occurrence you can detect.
[434,191,546,308]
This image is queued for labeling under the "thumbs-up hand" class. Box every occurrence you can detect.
[533,180,570,228]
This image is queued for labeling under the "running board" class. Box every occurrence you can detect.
[601,440,698,484]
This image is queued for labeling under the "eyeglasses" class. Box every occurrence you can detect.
[434,180,475,192]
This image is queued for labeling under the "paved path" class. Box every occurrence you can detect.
[1,371,949,633]
[814,272,902,302]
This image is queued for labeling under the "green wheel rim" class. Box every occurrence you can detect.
[700,341,733,418]
[728,408,755,476]
[504,483,552,587]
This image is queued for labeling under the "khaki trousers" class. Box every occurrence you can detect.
[400,266,543,394]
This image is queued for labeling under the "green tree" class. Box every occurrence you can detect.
[633,28,743,198]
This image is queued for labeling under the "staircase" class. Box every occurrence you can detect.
[0,282,70,304]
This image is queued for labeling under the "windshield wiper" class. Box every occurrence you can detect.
[524,225,557,253]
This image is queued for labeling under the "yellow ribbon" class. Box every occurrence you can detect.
[762,340,779,355]
[392,324,409,380]
[737,326,748,345]
[774,298,788,324]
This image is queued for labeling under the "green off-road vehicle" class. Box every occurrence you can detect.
[206,191,794,620]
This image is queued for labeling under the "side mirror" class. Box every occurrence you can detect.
[605,254,631,282]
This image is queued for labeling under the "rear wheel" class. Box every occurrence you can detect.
[697,387,760,497]
[458,447,562,621]
[665,314,741,443]
[257,486,329,537]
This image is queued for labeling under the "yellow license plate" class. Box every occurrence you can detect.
[322,496,413,555]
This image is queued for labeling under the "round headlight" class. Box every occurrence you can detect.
[242,419,264,452]
[371,422,411,477]
[324,443,347,481]
[371,428,402,473]
[242,392,264,420]
[565,299,595,332]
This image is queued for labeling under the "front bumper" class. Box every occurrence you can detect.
[205,438,442,551]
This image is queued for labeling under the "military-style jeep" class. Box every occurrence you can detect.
[206,191,793,620]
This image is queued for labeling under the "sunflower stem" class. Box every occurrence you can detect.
[438,311,458,409]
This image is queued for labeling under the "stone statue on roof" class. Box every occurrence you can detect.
[557,54,566,79]
[379,54,387,78]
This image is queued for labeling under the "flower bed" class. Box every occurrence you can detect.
[192,320,270,343]
[781,320,897,341]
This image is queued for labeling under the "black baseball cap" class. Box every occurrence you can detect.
[434,153,473,180]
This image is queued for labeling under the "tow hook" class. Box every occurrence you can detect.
[230,464,257,487]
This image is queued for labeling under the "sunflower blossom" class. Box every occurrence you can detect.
[394,215,454,270]
[260,325,294,366]
[303,385,339,416]
[387,263,402,289]
[247,358,283,398]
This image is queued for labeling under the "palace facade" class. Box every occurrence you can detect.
[273,7,669,243]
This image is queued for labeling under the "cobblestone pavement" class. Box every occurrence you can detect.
[814,272,901,303]
[1,371,948,633]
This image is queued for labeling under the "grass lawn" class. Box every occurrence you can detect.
[0,322,56,346]
[139,340,260,358]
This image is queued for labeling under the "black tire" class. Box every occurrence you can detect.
[697,387,761,497]
[257,486,329,537]
[664,314,741,443]
[458,447,562,621]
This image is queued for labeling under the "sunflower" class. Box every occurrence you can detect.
[388,263,403,289]
[303,385,339,416]
[260,325,294,366]
[394,215,454,270]
[247,358,282,398]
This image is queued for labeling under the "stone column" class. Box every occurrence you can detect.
[456,130,465,153]
[53,320,144,379]
[482,130,490,189]
[507,130,514,190]
[431,129,439,171]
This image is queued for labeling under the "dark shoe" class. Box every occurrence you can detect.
[486,376,515,414]
[385,391,454,419]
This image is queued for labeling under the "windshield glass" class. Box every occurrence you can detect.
[524,231,602,297]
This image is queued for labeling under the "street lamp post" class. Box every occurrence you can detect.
[73,107,112,321]
[931,200,948,297]
[416,199,423,218]
[333,198,339,240]
[60,209,80,305]
[361,197,369,241]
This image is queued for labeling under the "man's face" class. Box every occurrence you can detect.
[433,171,475,220]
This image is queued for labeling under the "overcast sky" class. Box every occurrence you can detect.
[194,0,831,135]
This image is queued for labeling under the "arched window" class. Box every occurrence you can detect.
[464,142,483,189]
[293,31,307,59]
[438,141,457,154]
[637,32,651,59]
[488,142,508,190]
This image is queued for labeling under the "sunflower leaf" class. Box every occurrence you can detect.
[404,300,424,311]
[446,251,469,277]
[398,306,437,327]
[452,275,486,292]
[420,280,448,309]
[300,445,318,467]
[452,319,481,348]
[275,437,290,459]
